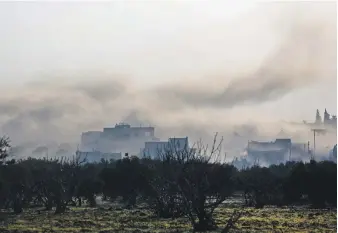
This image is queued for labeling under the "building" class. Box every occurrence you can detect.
[102,123,154,139]
[304,109,337,129]
[247,139,290,164]
[168,137,189,151]
[329,144,337,163]
[141,137,191,159]
[76,151,122,163]
[142,141,168,159]
[80,123,158,155]
[323,109,337,128]
[80,131,102,151]
[246,138,309,164]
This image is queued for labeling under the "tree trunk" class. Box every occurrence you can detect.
[88,195,96,207]
[55,200,67,214]
[13,199,23,214]
[45,199,53,210]
[194,211,217,232]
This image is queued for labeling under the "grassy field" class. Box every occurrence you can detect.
[0,205,336,233]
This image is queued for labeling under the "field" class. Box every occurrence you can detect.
[0,204,336,233]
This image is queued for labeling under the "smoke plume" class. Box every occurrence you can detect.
[0,2,336,160]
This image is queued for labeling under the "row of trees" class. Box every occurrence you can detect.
[0,136,336,232]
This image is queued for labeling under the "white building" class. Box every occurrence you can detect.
[80,123,158,155]
[80,131,102,151]
[142,141,168,159]
[141,137,191,159]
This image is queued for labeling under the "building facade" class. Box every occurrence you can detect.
[246,138,309,164]
[80,123,158,155]
[141,137,190,159]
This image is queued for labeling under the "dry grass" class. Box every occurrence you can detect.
[0,205,336,233]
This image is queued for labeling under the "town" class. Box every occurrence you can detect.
[0,1,336,232]
[77,109,337,167]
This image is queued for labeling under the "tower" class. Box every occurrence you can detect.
[323,108,330,125]
[315,109,322,125]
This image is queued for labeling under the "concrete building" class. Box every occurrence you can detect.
[246,138,309,164]
[168,137,189,151]
[142,141,168,159]
[141,137,190,159]
[329,144,337,162]
[80,123,158,155]
[80,131,102,151]
[81,124,193,161]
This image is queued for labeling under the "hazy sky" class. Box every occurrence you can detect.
[0,1,336,145]
[1,1,263,85]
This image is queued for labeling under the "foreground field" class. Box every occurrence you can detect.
[0,205,336,233]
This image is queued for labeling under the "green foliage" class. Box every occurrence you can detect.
[235,160,337,209]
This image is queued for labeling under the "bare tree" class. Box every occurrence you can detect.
[149,134,237,232]
[0,136,11,165]
[52,155,86,214]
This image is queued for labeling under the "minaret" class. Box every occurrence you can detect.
[315,109,322,125]
[324,108,330,125]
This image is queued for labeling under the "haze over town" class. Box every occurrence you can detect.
[0,1,336,160]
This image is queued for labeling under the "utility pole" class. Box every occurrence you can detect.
[307,141,311,160]
[313,129,316,159]
[310,128,326,160]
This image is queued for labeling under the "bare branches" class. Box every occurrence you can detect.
[147,134,236,231]
[0,136,11,163]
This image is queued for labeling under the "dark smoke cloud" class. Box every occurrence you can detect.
[74,79,127,103]
[154,5,336,109]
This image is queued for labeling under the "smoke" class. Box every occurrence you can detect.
[154,3,336,109]
[0,2,336,160]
